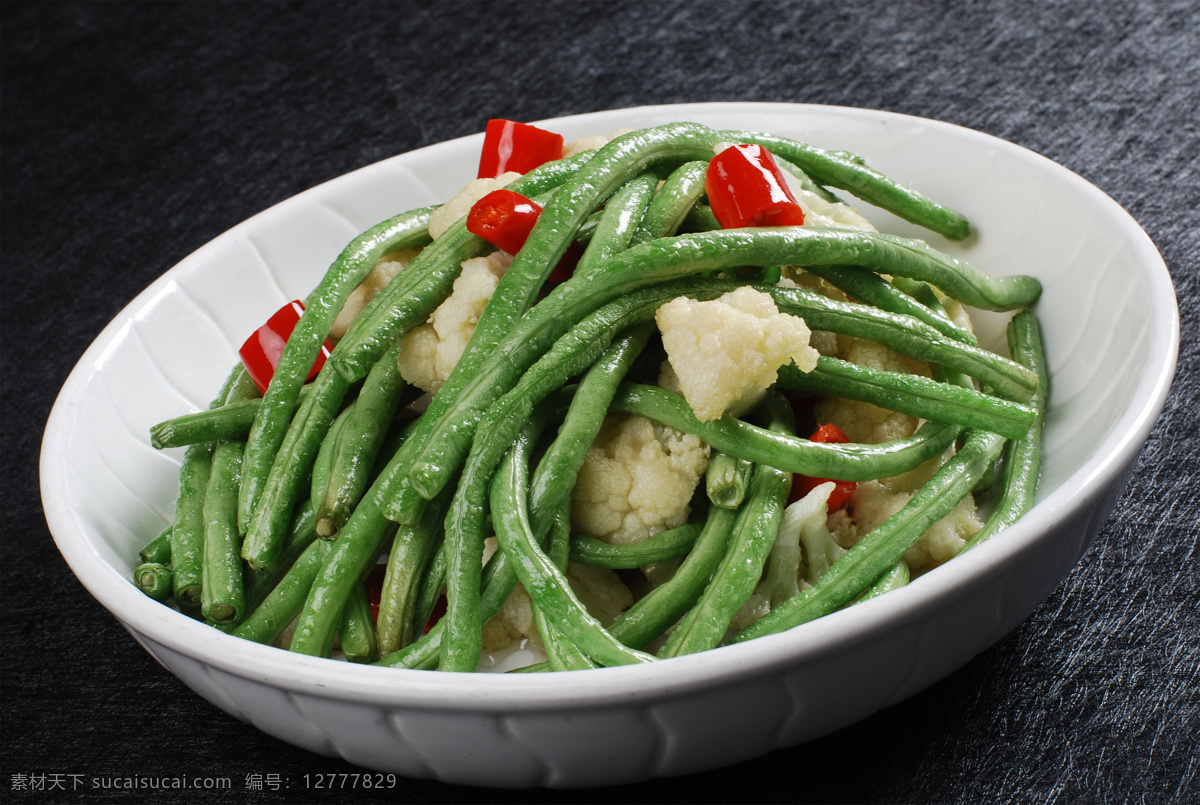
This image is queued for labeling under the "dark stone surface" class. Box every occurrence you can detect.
[3,1,1196,801]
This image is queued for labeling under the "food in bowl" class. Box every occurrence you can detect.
[137,118,1046,673]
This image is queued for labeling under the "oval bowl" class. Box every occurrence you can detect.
[41,102,1178,787]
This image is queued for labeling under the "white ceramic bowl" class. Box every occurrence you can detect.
[41,103,1177,788]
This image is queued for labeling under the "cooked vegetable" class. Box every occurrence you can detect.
[239,301,332,395]
[477,118,564,179]
[141,118,1046,673]
[705,143,805,229]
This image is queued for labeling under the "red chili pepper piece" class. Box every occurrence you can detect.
[706,143,805,229]
[477,119,564,179]
[790,423,857,510]
[238,300,332,394]
[467,189,544,255]
[365,564,387,621]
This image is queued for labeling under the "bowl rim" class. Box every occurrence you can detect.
[41,101,1180,712]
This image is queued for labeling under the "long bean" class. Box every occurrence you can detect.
[569,524,700,570]
[629,160,709,246]
[489,414,655,667]
[659,394,795,657]
[734,428,1007,642]
[964,310,1048,550]
[610,383,961,480]
[170,367,245,604]
[723,129,972,240]
[317,339,412,537]
[375,486,452,656]
[776,357,1035,438]
[232,538,331,645]
[607,504,738,650]
[239,205,435,532]
[201,437,246,626]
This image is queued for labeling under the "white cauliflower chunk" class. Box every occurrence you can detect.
[815,338,929,444]
[572,414,710,545]
[656,286,820,422]
[562,128,633,157]
[396,251,512,393]
[428,172,521,240]
[329,248,420,340]
[781,170,877,231]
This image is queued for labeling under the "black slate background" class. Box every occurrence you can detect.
[3,1,1198,802]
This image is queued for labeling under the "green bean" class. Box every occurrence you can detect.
[170,367,245,603]
[242,365,353,571]
[964,310,1048,550]
[569,523,701,570]
[310,403,355,524]
[659,394,795,657]
[706,452,753,509]
[337,583,379,663]
[776,357,1035,439]
[679,203,721,233]
[410,541,447,641]
[317,340,413,537]
[134,562,173,601]
[856,561,910,603]
[404,225,1037,510]
[239,205,435,533]
[573,173,657,277]
[489,413,655,667]
[723,129,972,240]
[233,538,331,645]
[607,505,738,650]
[152,390,333,450]
[138,526,173,565]
[734,428,1007,642]
[242,499,321,612]
[201,437,245,626]
[289,514,397,658]
[800,264,977,345]
[611,383,960,481]
[375,486,452,657]
[536,506,599,672]
[629,160,708,246]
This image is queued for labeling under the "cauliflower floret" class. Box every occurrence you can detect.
[849,476,983,572]
[481,581,544,655]
[563,128,633,157]
[567,563,634,626]
[427,172,521,240]
[396,251,512,393]
[328,248,421,340]
[656,286,820,422]
[815,338,930,444]
[780,170,876,231]
[572,414,710,545]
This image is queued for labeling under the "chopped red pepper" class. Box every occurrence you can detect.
[365,564,387,621]
[477,119,564,179]
[238,300,332,394]
[706,143,805,229]
[467,189,544,255]
[790,423,857,511]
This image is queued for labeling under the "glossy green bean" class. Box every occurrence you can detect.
[317,339,412,537]
[734,428,1007,642]
[856,561,910,603]
[776,357,1035,438]
[201,437,245,626]
[659,395,795,657]
[964,310,1048,550]
[723,129,972,240]
[706,452,753,509]
[489,414,655,667]
[232,538,331,645]
[337,583,379,663]
[573,172,657,277]
[607,505,738,650]
[569,523,700,569]
[629,160,708,246]
[134,563,173,601]
[610,383,961,481]
[375,486,452,657]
